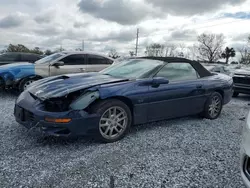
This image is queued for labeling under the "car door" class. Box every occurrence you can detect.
[49,54,87,76]
[147,62,206,121]
[86,54,113,72]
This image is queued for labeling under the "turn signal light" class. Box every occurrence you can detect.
[45,117,71,123]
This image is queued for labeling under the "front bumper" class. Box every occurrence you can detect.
[233,84,250,95]
[14,91,100,137]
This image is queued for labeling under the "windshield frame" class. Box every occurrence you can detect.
[100,58,165,79]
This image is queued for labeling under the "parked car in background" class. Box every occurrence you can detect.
[232,68,250,97]
[14,57,233,142]
[0,52,42,65]
[240,111,250,188]
[203,64,232,76]
[0,51,114,91]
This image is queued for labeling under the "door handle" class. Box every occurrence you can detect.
[79,68,85,72]
[196,84,203,89]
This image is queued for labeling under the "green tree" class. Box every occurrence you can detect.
[221,47,236,64]
[6,44,30,53]
[30,47,43,55]
[44,49,53,56]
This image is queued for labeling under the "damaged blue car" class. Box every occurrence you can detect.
[14,57,233,142]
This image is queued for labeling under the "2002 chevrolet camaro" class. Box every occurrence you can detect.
[14,57,233,142]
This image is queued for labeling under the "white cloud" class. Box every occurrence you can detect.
[0,0,249,60]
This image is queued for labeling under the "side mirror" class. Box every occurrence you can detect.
[152,77,169,87]
[53,61,64,67]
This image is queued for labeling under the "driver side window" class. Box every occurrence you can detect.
[155,62,199,82]
[60,54,85,65]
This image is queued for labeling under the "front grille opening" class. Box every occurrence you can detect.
[244,156,250,180]
[233,77,250,85]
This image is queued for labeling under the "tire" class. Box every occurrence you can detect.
[232,92,239,97]
[91,99,132,143]
[19,77,39,92]
[203,92,223,120]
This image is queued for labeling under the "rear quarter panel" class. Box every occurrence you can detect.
[200,73,233,104]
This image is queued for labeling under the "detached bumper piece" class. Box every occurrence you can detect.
[40,126,71,137]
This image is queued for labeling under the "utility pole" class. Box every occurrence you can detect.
[135,28,139,56]
[82,40,84,51]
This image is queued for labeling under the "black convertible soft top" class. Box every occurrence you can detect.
[140,56,212,78]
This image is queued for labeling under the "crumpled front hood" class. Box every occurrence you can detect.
[28,73,129,100]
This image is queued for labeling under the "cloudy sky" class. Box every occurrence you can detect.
[0,0,250,59]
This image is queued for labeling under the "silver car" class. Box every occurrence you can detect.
[0,51,114,91]
[241,111,250,187]
[35,51,114,76]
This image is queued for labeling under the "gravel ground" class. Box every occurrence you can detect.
[0,92,250,188]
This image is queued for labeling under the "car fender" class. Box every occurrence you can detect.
[0,63,36,86]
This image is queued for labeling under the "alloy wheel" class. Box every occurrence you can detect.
[99,106,128,140]
[208,95,221,118]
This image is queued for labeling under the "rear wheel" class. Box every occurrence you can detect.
[19,78,39,92]
[233,92,239,97]
[91,99,132,143]
[203,92,223,120]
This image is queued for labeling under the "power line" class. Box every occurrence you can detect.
[191,19,248,30]
[139,18,250,38]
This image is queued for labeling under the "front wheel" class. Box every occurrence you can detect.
[203,92,223,120]
[91,99,132,143]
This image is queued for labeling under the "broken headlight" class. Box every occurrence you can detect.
[69,91,100,110]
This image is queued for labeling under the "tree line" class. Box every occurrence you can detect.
[142,33,239,64]
[0,44,63,56]
[1,32,250,64]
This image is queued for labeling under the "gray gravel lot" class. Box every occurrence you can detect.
[0,92,250,188]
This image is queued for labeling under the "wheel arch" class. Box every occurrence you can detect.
[214,89,224,99]
[91,95,134,119]
[108,96,134,115]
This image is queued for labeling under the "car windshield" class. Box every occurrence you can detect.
[100,59,164,79]
[35,53,65,64]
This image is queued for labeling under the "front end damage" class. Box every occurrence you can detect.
[15,89,102,137]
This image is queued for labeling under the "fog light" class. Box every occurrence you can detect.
[45,117,71,123]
